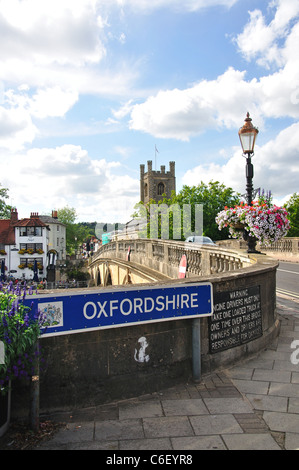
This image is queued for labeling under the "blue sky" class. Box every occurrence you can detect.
[0,0,299,222]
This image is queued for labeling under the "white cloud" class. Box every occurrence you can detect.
[0,0,139,101]
[0,144,139,221]
[112,100,135,119]
[235,9,280,67]
[5,86,79,119]
[0,0,105,66]
[27,87,79,119]
[128,68,263,141]
[0,104,37,150]
[182,151,245,194]
[0,86,79,149]
[0,0,240,102]
[235,0,299,68]
[124,1,299,141]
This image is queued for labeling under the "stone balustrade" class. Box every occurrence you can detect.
[90,238,254,279]
[260,237,299,253]
[217,237,299,255]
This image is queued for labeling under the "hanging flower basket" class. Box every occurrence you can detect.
[216,201,290,246]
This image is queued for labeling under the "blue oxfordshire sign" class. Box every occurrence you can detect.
[24,283,213,337]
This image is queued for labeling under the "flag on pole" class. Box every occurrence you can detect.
[155,145,159,169]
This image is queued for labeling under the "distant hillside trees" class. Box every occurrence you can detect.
[57,206,93,255]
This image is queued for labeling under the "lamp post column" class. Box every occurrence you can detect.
[246,154,254,206]
[238,113,259,254]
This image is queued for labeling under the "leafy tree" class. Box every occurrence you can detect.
[57,206,93,255]
[0,183,13,219]
[284,193,299,237]
[77,221,97,237]
[57,206,77,225]
[174,182,240,240]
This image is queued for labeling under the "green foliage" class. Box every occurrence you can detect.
[0,184,13,219]
[133,181,240,241]
[77,221,97,237]
[284,193,299,237]
[174,181,240,240]
[56,206,77,224]
[57,206,94,255]
[256,188,273,206]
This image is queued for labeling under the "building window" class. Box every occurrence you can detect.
[144,183,148,196]
[19,243,43,252]
[19,227,42,236]
[157,182,165,196]
[19,257,43,269]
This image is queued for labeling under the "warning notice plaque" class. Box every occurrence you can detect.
[209,285,262,354]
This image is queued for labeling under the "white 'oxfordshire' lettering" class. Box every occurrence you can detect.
[82,292,200,320]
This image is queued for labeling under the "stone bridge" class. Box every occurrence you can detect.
[88,238,255,285]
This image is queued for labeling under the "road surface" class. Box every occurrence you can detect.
[276,261,299,301]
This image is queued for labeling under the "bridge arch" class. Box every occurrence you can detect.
[90,256,170,287]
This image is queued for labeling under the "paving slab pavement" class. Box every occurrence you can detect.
[4,295,299,452]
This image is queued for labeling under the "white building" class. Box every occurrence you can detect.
[0,209,65,281]
[39,211,66,261]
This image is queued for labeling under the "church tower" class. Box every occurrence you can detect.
[140,161,176,204]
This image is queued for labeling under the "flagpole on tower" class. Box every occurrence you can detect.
[155,145,159,169]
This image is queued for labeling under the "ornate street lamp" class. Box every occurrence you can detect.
[238,112,259,253]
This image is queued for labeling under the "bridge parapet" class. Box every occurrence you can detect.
[89,238,255,280]
[218,236,299,255]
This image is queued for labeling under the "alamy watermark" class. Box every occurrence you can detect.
[290,340,299,365]
[95,204,203,241]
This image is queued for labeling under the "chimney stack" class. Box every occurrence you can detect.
[10,208,18,224]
